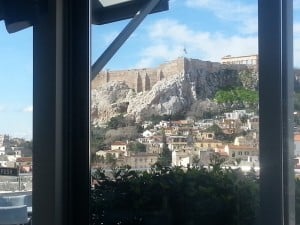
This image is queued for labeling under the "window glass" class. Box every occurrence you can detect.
[0,23,32,200]
[91,1,259,224]
[294,1,300,223]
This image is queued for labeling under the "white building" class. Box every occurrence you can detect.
[0,146,5,156]
[142,130,154,137]
[224,110,247,120]
[172,150,191,167]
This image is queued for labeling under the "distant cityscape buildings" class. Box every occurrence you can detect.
[3,54,300,193]
[92,109,261,171]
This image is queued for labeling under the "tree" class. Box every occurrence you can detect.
[91,165,260,225]
[128,141,146,153]
[214,87,258,109]
[294,92,300,111]
[105,153,117,167]
[107,114,127,129]
[192,155,201,166]
[18,140,33,149]
[240,114,249,124]
[157,130,172,167]
[91,126,107,154]
[105,126,138,145]
[206,124,236,142]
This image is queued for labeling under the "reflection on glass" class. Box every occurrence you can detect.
[0,23,33,222]
[294,2,300,224]
[91,1,259,224]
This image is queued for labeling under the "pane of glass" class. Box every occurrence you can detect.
[98,0,133,7]
[294,1,300,223]
[0,22,32,215]
[91,1,259,224]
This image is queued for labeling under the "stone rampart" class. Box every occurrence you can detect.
[92,57,246,92]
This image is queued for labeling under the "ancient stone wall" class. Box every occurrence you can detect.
[92,68,159,92]
[91,57,246,92]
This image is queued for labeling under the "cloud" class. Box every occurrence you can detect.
[185,0,257,34]
[0,106,6,112]
[295,0,300,10]
[23,105,33,113]
[135,19,257,68]
[294,23,300,37]
[135,44,184,68]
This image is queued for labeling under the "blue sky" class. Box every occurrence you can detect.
[0,0,299,140]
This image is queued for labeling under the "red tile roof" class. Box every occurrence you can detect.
[111,141,127,145]
[16,157,32,163]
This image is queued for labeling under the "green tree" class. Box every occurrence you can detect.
[91,126,107,154]
[105,153,117,167]
[296,179,300,225]
[91,165,259,225]
[128,141,146,153]
[18,140,33,149]
[105,126,138,145]
[214,87,258,109]
[295,92,300,111]
[107,114,130,129]
[205,124,236,142]
[157,130,172,167]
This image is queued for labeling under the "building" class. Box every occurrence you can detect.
[224,110,247,120]
[294,133,300,156]
[224,144,259,160]
[124,153,158,169]
[167,136,188,151]
[194,139,223,150]
[111,141,128,156]
[96,149,125,159]
[16,157,32,172]
[221,54,258,70]
[172,149,192,167]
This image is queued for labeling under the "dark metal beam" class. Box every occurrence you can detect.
[0,0,36,33]
[258,0,295,224]
[33,0,90,224]
[91,0,161,79]
[92,0,168,25]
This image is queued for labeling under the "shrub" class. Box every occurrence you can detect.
[91,165,259,225]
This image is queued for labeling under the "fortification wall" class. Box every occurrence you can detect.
[91,57,246,92]
[92,68,158,92]
[92,60,182,92]
[185,58,247,74]
[157,57,185,78]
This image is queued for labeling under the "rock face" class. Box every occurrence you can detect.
[91,57,254,125]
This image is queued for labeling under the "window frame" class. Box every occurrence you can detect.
[32,0,90,224]
[29,0,296,225]
[258,0,295,224]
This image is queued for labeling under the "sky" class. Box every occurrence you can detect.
[0,0,299,140]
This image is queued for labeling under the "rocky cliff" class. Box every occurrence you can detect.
[91,58,256,125]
